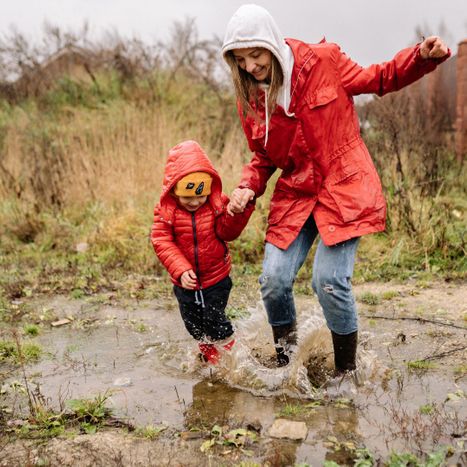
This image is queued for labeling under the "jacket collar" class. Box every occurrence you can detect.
[285,38,320,113]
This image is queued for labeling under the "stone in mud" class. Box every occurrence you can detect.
[180,431,205,440]
[113,377,133,387]
[268,419,308,440]
[51,319,71,327]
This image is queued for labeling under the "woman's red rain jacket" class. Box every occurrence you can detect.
[151,140,254,289]
[239,39,450,248]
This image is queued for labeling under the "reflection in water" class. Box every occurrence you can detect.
[185,380,288,429]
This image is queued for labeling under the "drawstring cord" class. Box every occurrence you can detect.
[195,289,205,308]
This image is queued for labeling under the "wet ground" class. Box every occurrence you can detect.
[1,279,466,466]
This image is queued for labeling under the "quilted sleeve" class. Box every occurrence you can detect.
[151,205,193,281]
[215,194,255,242]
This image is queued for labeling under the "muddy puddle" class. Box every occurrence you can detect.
[2,284,466,465]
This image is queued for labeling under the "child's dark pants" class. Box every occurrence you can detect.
[173,276,234,342]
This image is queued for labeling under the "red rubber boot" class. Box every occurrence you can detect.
[198,343,220,365]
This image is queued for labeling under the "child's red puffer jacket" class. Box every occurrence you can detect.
[151,140,254,289]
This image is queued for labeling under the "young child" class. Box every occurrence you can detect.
[151,140,255,364]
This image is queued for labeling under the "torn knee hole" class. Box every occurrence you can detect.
[322,284,334,294]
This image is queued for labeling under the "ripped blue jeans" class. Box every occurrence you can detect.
[259,215,359,335]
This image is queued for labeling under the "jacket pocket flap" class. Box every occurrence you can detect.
[306,86,338,109]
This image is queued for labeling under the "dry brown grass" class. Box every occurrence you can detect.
[1,100,250,211]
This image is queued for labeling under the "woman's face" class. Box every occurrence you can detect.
[232,47,272,82]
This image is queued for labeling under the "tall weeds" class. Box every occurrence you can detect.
[359,69,465,273]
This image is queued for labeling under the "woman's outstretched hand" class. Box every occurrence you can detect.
[420,36,449,59]
[227,188,255,216]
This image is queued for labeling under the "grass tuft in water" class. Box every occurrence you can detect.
[66,391,113,434]
[135,424,167,439]
[406,360,437,371]
[0,340,42,364]
[23,324,40,336]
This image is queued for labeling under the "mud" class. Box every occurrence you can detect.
[1,279,466,466]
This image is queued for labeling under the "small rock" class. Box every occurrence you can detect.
[268,419,308,440]
[113,377,132,387]
[51,319,71,327]
[180,431,204,440]
[76,242,89,253]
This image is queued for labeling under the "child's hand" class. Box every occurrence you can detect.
[227,201,236,216]
[181,269,197,289]
[227,188,255,216]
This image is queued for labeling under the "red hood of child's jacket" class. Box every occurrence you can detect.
[158,141,223,220]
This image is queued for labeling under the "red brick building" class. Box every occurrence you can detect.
[455,39,467,162]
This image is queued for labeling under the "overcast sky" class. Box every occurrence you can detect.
[1,0,466,66]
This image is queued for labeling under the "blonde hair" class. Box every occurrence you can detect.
[225,50,284,122]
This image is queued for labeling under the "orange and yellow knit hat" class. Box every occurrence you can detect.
[173,172,212,197]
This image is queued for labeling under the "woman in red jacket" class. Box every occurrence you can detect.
[151,140,254,364]
[222,4,449,371]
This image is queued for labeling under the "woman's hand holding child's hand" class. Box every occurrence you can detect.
[181,269,198,289]
[227,188,255,216]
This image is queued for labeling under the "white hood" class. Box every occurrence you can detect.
[222,3,294,116]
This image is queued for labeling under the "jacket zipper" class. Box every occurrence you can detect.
[222,242,228,263]
[191,212,202,289]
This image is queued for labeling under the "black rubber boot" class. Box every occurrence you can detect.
[272,322,297,367]
[331,330,358,375]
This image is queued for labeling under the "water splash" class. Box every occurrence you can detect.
[175,302,322,398]
[165,300,381,399]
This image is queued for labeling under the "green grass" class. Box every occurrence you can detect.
[419,404,435,415]
[387,446,452,467]
[276,400,323,418]
[0,194,464,310]
[70,289,85,299]
[381,290,399,300]
[66,391,113,434]
[277,403,305,417]
[15,392,115,439]
[0,340,42,364]
[407,360,437,371]
[17,407,66,439]
[357,292,381,306]
[453,365,467,376]
[133,322,148,333]
[23,324,40,336]
[134,424,167,439]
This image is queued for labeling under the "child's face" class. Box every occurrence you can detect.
[177,195,208,212]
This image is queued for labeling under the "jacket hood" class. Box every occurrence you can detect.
[222,4,290,72]
[222,4,295,137]
[158,140,223,218]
